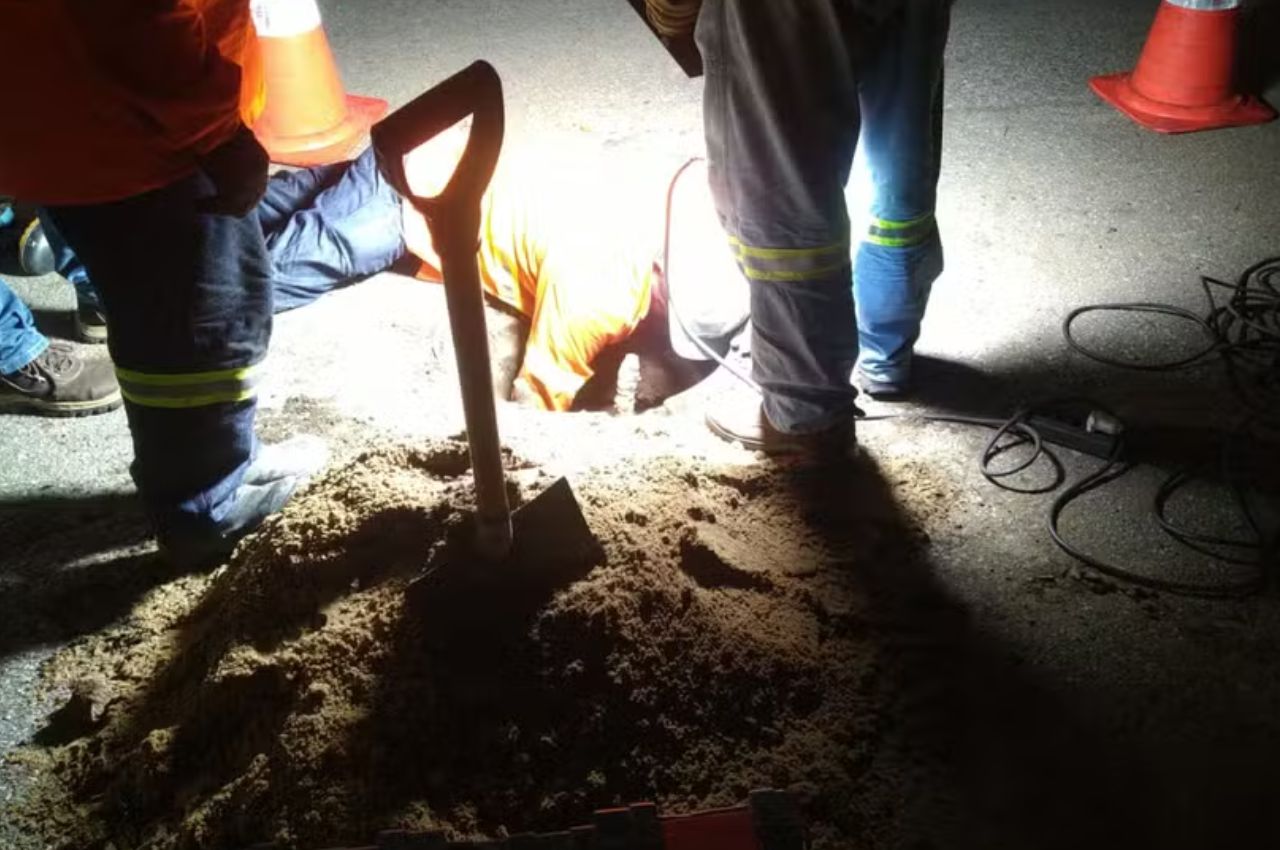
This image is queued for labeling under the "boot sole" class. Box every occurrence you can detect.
[705,412,858,459]
[706,412,776,453]
[76,321,110,344]
[0,389,123,418]
[854,369,911,400]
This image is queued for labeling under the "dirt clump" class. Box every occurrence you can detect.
[12,433,959,850]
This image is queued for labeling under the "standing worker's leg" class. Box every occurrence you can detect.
[34,210,109,343]
[853,0,951,396]
[17,210,111,343]
[47,172,313,563]
[698,0,864,451]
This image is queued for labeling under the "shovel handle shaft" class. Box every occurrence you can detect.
[371,62,513,557]
[439,248,514,557]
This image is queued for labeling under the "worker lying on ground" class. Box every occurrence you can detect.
[20,154,402,346]
[31,139,750,412]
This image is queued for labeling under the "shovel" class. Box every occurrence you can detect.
[371,62,603,637]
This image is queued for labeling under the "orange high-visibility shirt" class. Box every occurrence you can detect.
[0,0,262,205]
[400,138,665,412]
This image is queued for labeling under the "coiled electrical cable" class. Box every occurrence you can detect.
[1064,258,1280,420]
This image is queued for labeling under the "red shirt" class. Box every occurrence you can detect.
[0,0,263,205]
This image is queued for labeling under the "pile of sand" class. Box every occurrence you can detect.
[11,421,963,850]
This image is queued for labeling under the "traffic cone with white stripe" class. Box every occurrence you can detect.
[1090,0,1275,133]
[250,0,388,165]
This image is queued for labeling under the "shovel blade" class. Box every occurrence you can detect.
[508,477,603,587]
[411,477,603,647]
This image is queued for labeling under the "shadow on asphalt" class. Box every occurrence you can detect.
[0,493,169,660]
[1240,0,1280,95]
[902,351,1241,429]
[29,307,80,342]
[0,202,39,277]
[777,457,1158,849]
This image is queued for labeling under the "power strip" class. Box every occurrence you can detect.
[1025,413,1122,459]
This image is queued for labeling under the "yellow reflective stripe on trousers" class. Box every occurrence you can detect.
[728,235,850,261]
[114,362,260,386]
[119,387,258,409]
[740,259,854,282]
[730,236,852,282]
[115,361,263,409]
[865,212,936,248]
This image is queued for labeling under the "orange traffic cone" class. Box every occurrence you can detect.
[250,0,388,166]
[1090,0,1275,134]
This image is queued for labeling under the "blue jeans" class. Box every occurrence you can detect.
[0,278,49,375]
[853,0,948,386]
[260,146,406,312]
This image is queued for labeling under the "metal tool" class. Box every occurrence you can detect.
[371,62,602,635]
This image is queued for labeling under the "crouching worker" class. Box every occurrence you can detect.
[232,139,750,413]
[394,139,749,412]
[0,0,327,568]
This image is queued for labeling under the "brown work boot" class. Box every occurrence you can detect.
[0,341,121,417]
[706,393,857,459]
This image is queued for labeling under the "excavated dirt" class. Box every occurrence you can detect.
[8,412,968,850]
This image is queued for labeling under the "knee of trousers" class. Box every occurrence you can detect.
[855,229,943,306]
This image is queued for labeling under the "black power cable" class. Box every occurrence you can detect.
[661,158,1277,598]
[1057,258,1280,597]
[1064,257,1280,420]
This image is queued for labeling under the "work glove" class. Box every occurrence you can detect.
[197,124,270,217]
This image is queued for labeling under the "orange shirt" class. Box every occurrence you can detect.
[0,0,262,205]
[400,136,664,412]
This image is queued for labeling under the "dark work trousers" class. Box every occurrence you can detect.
[47,170,273,541]
[697,0,950,431]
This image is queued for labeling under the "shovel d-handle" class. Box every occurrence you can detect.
[370,60,503,244]
[371,62,512,559]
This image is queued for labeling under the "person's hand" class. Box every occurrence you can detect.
[197,124,269,216]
